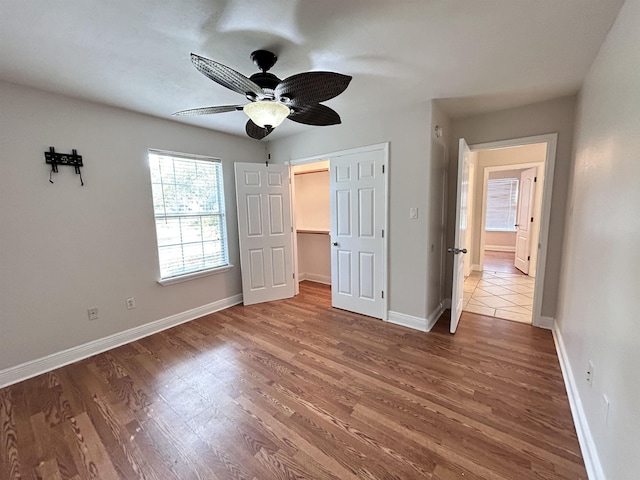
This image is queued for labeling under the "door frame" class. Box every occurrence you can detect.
[467,133,557,329]
[287,142,390,320]
[478,161,544,274]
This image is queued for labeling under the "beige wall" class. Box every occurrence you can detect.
[484,231,516,250]
[0,81,265,371]
[446,96,576,318]
[556,0,640,477]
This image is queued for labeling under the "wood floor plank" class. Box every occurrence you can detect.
[0,281,587,479]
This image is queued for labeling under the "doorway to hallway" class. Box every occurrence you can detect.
[463,251,535,324]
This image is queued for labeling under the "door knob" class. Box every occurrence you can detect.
[447,247,468,254]
[332,242,338,246]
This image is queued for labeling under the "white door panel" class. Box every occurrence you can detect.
[514,167,537,274]
[450,139,471,333]
[235,163,294,306]
[330,149,386,319]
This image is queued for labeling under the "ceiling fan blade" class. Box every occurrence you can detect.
[191,53,264,98]
[288,104,342,126]
[172,105,244,116]
[275,72,352,105]
[246,119,273,140]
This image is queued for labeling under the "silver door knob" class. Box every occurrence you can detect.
[447,247,468,254]
[332,242,338,246]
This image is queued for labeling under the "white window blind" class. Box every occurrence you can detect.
[485,178,519,231]
[149,150,229,280]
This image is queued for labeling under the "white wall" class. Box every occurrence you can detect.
[556,0,640,477]
[293,169,331,284]
[0,81,264,371]
[293,170,330,231]
[296,233,331,284]
[447,96,576,318]
[269,102,434,321]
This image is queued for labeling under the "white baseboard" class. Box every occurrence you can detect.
[552,323,604,480]
[471,264,481,272]
[443,298,452,309]
[426,302,445,332]
[485,246,516,252]
[536,315,555,330]
[0,294,243,389]
[299,272,331,285]
[387,311,429,332]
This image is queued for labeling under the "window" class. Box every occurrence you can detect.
[485,178,519,231]
[148,150,229,281]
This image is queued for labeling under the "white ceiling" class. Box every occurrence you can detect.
[0,0,624,140]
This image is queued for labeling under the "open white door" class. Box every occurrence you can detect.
[330,148,386,319]
[235,163,295,305]
[450,139,470,333]
[514,167,537,274]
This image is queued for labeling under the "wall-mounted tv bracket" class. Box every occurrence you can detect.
[45,147,84,185]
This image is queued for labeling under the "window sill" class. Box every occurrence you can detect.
[157,264,234,286]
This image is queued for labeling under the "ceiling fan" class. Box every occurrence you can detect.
[173,50,352,139]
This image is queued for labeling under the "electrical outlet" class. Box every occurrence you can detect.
[126,297,136,310]
[87,307,99,321]
[586,360,594,385]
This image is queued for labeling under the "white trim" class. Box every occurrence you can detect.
[298,272,332,285]
[484,246,516,253]
[157,264,234,286]
[426,302,446,331]
[287,142,389,166]
[552,323,604,480]
[387,311,428,332]
[0,294,243,389]
[471,264,481,272]
[537,315,555,330]
[443,298,452,309]
[468,133,558,330]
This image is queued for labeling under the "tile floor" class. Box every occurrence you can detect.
[463,270,535,324]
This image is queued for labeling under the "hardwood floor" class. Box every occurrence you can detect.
[483,250,524,275]
[1,282,586,479]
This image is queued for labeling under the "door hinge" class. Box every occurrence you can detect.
[534,176,537,182]
[531,217,534,222]
[291,226,293,232]
[293,273,295,279]
[381,291,384,299]
[381,229,384,238]
[382,164,385,174]
[527,255,530,261]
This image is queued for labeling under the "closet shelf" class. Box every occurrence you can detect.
[296,229,330,235]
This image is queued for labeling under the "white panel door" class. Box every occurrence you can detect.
[330,149,386,319]
[514,167,537,274]
[450,139,470,333]
[235,163,294,305]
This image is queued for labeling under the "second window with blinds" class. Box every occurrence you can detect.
[148,149,230,284]
[485,177,519,232]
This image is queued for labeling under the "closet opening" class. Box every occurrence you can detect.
[291,160,331,294]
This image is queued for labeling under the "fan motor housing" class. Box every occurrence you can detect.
[249,72,281,93]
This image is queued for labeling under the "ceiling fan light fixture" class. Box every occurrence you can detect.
[243,101,290,128]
